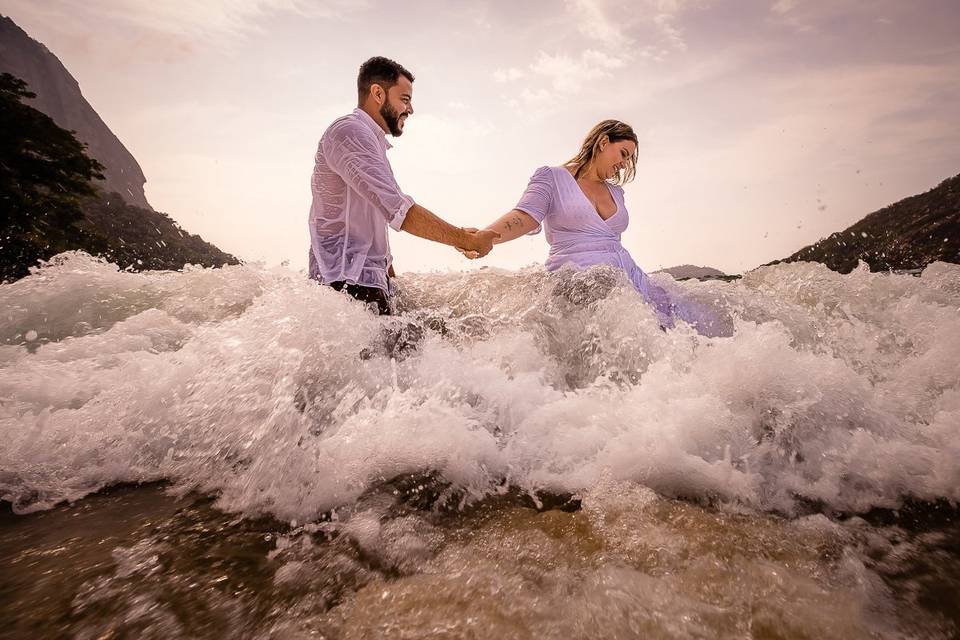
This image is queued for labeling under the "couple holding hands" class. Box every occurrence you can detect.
[308,56,701,332]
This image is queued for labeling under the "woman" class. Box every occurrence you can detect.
[468,120,720,335]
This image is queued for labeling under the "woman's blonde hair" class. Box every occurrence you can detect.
[564,120,638,185]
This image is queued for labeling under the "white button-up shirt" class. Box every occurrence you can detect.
[307,108,414,293]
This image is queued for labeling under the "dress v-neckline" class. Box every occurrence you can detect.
[562,168,619,222]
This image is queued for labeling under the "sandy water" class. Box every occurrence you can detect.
[1,252,959,638]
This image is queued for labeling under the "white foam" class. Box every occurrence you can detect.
[2,252,958,519]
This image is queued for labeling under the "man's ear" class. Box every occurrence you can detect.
[371,84,385,106]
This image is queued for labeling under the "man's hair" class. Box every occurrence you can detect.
[357,56,414,102]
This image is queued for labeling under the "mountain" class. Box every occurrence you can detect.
[0,72,238,281]
[777,174,960,273]
[657,264,728,281]
[0,17,238,282]
[0,15,151,209]
[74,193,239,274]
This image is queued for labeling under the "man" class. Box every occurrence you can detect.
[308,56,497,314]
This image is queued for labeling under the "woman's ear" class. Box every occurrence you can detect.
[599,135,609,151]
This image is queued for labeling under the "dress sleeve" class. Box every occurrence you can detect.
[321,121,415,231]
[514,166,554,235]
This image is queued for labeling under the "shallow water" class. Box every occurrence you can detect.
[1,252,959,638]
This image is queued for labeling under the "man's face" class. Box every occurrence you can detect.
[379,76,414,137]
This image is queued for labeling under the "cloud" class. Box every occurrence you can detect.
[770,0,798,15]
[518,87,552,108]
[653,10,688,52]
[564,0,630,47]
[492,0,702,112]
[767,0,899,34]
[529,49,626,94]
[768,0,816,32]
[564,0,698,60]
[646,0,707,53]
[564,0,695,52]
[7,0,362,43]
[493,67,526,83]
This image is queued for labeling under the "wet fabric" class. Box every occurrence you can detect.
[329,280,393,316]
[307,108,414,294]
[516,166,723,335]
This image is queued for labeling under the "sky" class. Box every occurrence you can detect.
[2,0,959,275]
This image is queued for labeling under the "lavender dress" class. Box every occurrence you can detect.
[515,166,720,334]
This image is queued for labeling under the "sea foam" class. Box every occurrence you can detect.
[2,252,958,519]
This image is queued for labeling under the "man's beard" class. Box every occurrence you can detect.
[380,102,404,137]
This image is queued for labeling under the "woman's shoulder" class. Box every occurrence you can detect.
[533,165,562,175]
[532,165,575,181]
[527,165,563,183]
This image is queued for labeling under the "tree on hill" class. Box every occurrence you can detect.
[0,72,104,281]
[77,193,239,271]
[1,72,238,281]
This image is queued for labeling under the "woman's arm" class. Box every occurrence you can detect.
[485,209,540,244]
[457,209,539,258]
[402,204,499,256]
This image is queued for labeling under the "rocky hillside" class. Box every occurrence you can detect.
[76,193,238,273]
[0,16,238,282]
[779,174,960,273]
[0,15,151,209]
[1,71,237,281]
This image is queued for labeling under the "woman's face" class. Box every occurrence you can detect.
[594,138,637,179]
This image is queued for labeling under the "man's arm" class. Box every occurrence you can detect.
[400,204,499,256]
[457,209,539,259]
[323,124,497,255]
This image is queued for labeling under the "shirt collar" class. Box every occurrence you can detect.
[353,107,393,150]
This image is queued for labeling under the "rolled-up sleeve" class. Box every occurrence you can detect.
[321,121,414,231]
[514,166,553,235]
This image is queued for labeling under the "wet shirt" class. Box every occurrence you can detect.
[515,165,706,330]
[308,108,414,293]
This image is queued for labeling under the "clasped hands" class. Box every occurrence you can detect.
[456,227,499,259]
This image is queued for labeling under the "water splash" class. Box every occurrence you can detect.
[1,252,959,521]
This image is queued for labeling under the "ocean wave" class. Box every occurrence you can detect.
[2,251,958,520]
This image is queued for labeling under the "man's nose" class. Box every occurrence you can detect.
[407,103,414,116]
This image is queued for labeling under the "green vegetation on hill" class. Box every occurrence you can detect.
[1,15,153,209]
[77,193,239,272]
[0,72,104,280]
[0,73,238,282]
